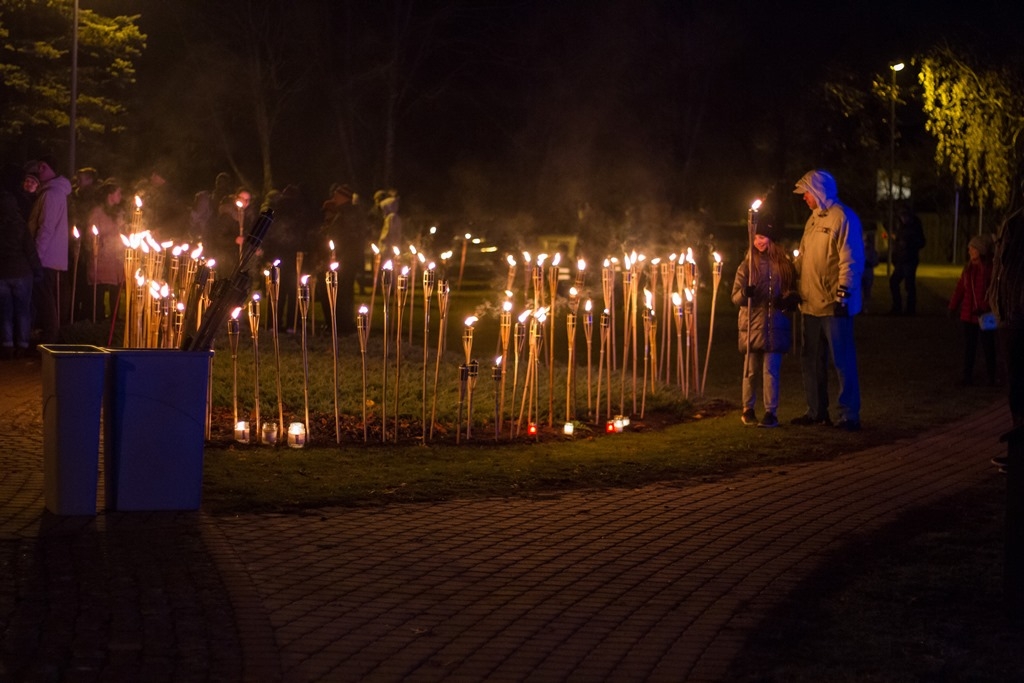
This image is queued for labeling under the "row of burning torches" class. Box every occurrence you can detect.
[227,243,726,447]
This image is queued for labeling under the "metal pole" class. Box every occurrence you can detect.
[886,62,904,276]
[886,67,896,276]
[69,0,78,175]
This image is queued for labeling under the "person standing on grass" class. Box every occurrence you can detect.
[84,180,126,320]
[791,169,865,432]
[731,213,799,428]
[888,205,926,316]
[948,234,997,387]
[25,155,72,347]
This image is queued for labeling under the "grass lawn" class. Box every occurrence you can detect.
[191,263,1006,513]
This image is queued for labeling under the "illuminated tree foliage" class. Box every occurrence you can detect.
[918,46,1024,210]
[0,0,145,148]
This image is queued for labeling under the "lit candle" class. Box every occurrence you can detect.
[234,420,250,443]
[287,422,306,448]
[262,421,278,445]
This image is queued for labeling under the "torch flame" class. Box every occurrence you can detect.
[358,305,369,315]
[713,251,722,264]
[507,254,516,267]
[672,292,682,307]
[551,253,561,266]
[330,262,339,272]
[134,195,142,209]
[73,226,81,239]
[91,225,99,236]
[585,299,592,312]
[751,198,763,211]
[644,288,654,309]
[301,274,310,286]
[371,243,380,255]
[496,355,503,366]
[518,310,531,324]
[329,239,335,251]
[503,300,513,312]
[577,258,586,271]
[464,316,478,327]
[231,307,242,320]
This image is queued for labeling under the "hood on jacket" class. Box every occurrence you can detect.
[42,175,73,197]
[793,170,837,211]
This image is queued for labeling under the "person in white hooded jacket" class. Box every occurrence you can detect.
[26,156,72,345]
[791,169,864,431]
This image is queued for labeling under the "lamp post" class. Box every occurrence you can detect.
[69,0,79,174]
[886,61,905,276]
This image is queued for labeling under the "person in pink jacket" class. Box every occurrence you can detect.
[949,234,997,386]
[85,180,126,320]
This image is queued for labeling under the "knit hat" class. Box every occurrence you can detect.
[969,234,993,257]
[753,213,780,242]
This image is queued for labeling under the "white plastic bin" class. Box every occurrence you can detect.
[40,344,109,515]
[103,349,212,511]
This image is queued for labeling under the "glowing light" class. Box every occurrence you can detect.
[464,316,478,327]
[751,198,763,211]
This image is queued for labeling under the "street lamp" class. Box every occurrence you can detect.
[886,61,905,276]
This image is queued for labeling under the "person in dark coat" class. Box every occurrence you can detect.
[731,213,799,428]
[888,205,926,315]
[320,184,366,334]
[0,164,42,358]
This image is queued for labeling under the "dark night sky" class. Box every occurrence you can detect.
[100,0,1024,233]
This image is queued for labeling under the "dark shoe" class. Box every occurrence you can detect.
[835,418,861,432]
[741,409,757,426]
[992,455,1008,474]
[758,412,779,428]
[790,414,832,426]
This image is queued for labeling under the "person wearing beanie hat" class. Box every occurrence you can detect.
[791,169,865,431]
[731,213,799,427]
[949,233,997,385]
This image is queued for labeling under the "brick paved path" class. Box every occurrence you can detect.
[0,357,1009,682]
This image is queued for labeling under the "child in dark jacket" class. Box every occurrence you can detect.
[731,214,799,427]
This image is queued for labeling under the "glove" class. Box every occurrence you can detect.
[781,292,801,311]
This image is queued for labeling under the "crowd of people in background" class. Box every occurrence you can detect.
[0,155,408,356]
